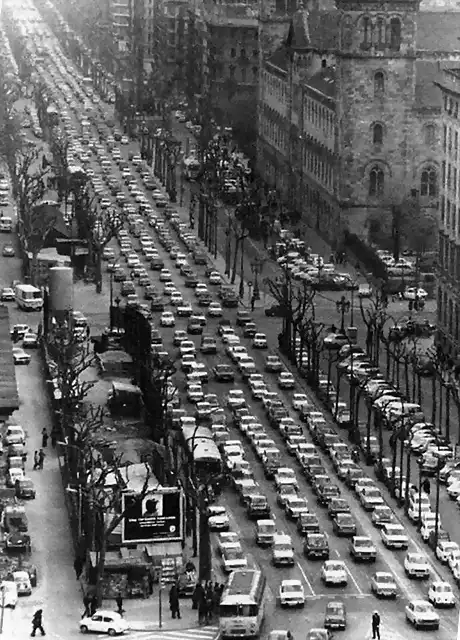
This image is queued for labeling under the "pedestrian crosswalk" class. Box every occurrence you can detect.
[107,625,219,640]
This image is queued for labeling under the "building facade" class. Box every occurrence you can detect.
[257,2,460,247]
[435,68,460,355]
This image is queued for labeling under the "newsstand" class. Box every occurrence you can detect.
[88,548,152,599]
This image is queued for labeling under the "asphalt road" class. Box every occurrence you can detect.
[20,46,458,639]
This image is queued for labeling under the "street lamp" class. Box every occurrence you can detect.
[336,295,351,334]
[250,256,265,304]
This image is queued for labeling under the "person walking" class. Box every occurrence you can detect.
[33,451,39,470]
[41,429,48,448]
[31,609,45,636]
[82,594,91,618]
[193,581,204,612]
[51,430,57,448]
[38,449,45,470]
[250,296,255,312]
[90,594,98,616]
[169,582,181,619]
[115,592,124,616]
[74,556,83,580]
[372,611,381,640]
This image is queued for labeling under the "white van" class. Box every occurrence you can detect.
[0,217,13,232]
[272,533,295,566]
[1,580,18,608]
[15,284,43,311]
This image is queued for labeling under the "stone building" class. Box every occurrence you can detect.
[434,68,460,355]
[151,0,188,77]
[257,0,460,246]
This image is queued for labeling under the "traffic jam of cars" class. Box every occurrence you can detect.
[7,5,457,636]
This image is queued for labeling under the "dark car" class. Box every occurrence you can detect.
[213,364,235,382]
[265,305,285,317]
[304,532,329,559]
[327,498,351,518]
[317,483,341,506]
[236,311,252,326]
[332,512,357,537]
[150,297,165,311]
[222,294,239,308]
[121,280,135,296]
[243,323,257,338]
[247,494,271,519]
[187,321,203,335]
[297,512,320,535]
[324,601,347,631]
[151,257,165,270]
[198,293,213,307]
[15,478,36,499]
[185,275,199,288]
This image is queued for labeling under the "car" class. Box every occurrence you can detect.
[15,477,35,499]
[404,287,428,301]
[208,506,230,531]
[279,579,305,607]
[324,600,346,630]
[265,355,283,373]
[221,546,248,572]
[349,536,376,562]
[1,581,17,608]
[227,390,246,409]
[22,332,38,348]
[2,245,14,257]
[292,393,310,411]
[404,552,430,578]
[321,560,348,585]
[0,287,14,301]
[370,571,398,599]
[358,283,372,298]
[380,523,409,549]
[278,372,295,389]
[297,512,320,535]
[371,504,393,528]
[359,487,385,510]
[304,532,329,559]
[436,540,459,563]
[405,600,439,630]
[284,496,309,520]
[10,325,30,340]
[217,531,240,555]
[213,364,235,382]
[253,333,268,349]
[12,348,31,365]
[160,311,175,327]
[275,468,298,490]
[427,581,456,607]
[323,333,348,349]
[12,570,32,595]
[207,302,223,317]
[80,610,129,635]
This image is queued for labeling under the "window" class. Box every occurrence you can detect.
[362,16,371,46]
[376,18,385,47]
[241,67,247,83]
[252,66,258,82]
[420,167,437,197]
[374,71,384,96]
[369,166,384,196]
[240,48,246,59]
[253,49,258,58]
[229,65,235,79]
[230,48,236,58]
[424,124,436,146]
[373,123,383,145]
[390,18,401,51]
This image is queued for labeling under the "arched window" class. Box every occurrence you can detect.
[424,123,436,146]
[362,16,371,46]
[420,166,437,196]
[373,123,383,145]
[376,18,385,47]
[390,18,401,51]
[369,166,384,196]
[374,71,384,96]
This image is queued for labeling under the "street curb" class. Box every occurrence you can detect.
[128,623,220,634]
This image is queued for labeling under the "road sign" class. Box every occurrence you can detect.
[248,281,253,287]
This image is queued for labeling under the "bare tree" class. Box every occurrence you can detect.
[0,69,23,170]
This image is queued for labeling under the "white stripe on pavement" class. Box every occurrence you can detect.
[123,627,219,640]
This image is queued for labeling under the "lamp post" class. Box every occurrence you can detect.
[250,256,265,303]
[336,295,351,334]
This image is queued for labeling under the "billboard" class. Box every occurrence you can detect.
[122,488,183,543]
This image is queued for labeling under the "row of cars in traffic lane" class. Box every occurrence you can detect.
[27,46,457,633]
[92,148,457,633]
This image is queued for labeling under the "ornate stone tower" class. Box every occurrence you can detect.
[335,0,420,239]
[258,0,300,61]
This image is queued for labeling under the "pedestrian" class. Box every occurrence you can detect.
[250,296,255,312]
[372,611,381,640]
[90,594,98,616]
[169,582,181,619]
[74,556,83,580]
[115,592,124,616]
[33,451,39,470]
[205,582,213,623]
[42,429,48,448]
[193,581,204,611]
[423,478,431,494]
[31,609,45,637]
[212,582,220,614]
[38,449,45,470]
[51,430,57,448]
[82,594,91,618]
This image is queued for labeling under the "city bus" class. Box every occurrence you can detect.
[15,284,43,311]
[219,570,266,638]
[179,423,223,484]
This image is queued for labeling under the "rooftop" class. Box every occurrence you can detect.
[305,65,336,100]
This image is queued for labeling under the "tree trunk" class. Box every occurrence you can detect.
[96,536,107,607]
[431,373,437,425]
[445,387,451,441]
[30,252,39,286]
[231,237,239,284]
[95,250,103,294]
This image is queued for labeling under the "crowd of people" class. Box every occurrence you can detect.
[168,579,225,625]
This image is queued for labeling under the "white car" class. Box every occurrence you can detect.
[209,271,222,285]
[321,560,348,585]
[12,570,32,595]
[253,333,268,349]
[187,384,204,403]
[436,540,459,563]
[208,302,223,317]
[279,579,305,607]
[1,581,17,608]
[370,572,397,598]
[381,523,409,549]
[404,552,430,579]
[180,341,196,356]
[447,480,460,498]
[292,393,310,411]
[227,390,246,408]
[448,548,460,572]
[222,546,248,572]
[250,380,267,400]
[428,581,456,607]
[12,348,31,365]
[208,506,230,531]
[170,293,183,306]
[405,600,440,629]
[160,311,175,327]
[80,610,129,635]
[217,531,240,555]
[274,468,298,490]
[278,372,295,389]
[22,332,39,348]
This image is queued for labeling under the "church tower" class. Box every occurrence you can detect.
[335,0,420,239]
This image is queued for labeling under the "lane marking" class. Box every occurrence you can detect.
[296,560,316,596]
[344,563,363,595]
